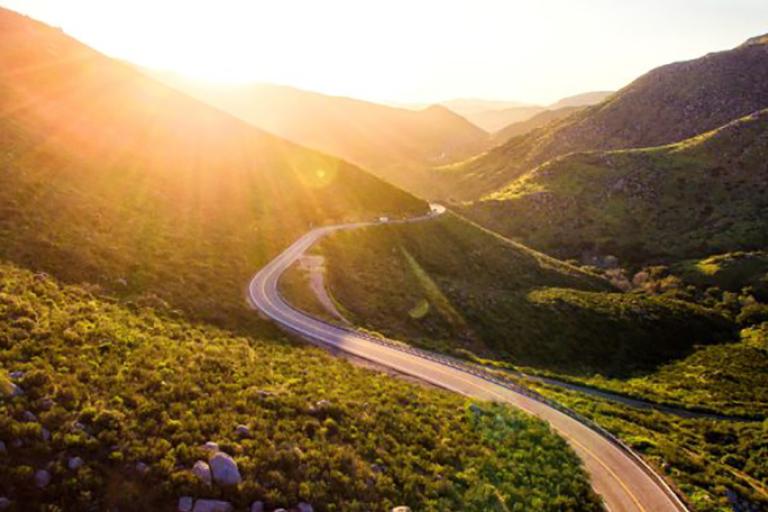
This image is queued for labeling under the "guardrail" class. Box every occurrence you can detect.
[271,291,692,512]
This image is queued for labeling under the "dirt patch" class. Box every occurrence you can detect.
[298,255,350,324]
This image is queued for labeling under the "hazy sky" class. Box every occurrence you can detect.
[3,0,767,105]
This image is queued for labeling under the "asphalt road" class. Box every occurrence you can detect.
[248,204,688,512]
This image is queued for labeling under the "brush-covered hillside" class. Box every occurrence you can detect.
[437,35,768,201]
[151,78,490,196]
[306,213,732,377]
[0,262,601,511]
[466,109,768,264]
[0,7,427,331]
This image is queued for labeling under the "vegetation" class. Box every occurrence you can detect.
[554,323,768,418]
[0,261,601,511]
[466,110,768,264]
[531,382,768,512]
[674,252,768,298]
[316,213,732,376]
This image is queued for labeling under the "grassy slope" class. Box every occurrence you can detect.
[492,106,582,144]
[0,7,425,333]
[563,323,768,418]
[465,110,768,263]
[316,213,732,377]
[437,37,768,201]
[674,251,768,297]
[0,262,600,511]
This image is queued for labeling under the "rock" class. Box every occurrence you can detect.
[21,411,36,422]
[297,503,314,512]
[135,461,149,475]
[0,497,10,510]
[371,463,385,474]
[41,427,51,442]
[9,371,24,380]
[68,457,84,471]
[10,439,21,448]
[192,460,212,485]
[250,501,264,512]
[34,469,51,488]
[315,399,332,409]
[391,507,412,512]
[39,398,55,410]
[9,383,22,397]
[235,424,250,437]
[203,441,219,452]
[209,452,241,486]
[0,441,6,453]
[192,500,233,512]
[178,496,194,512]
[273,509,287,512]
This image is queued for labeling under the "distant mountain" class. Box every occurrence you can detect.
[0,7,425,329]
[464,105,547,132]
[151,77,490,195]
[439,98,528,116]
[493,106,582,143]
[549,91,614,109]
[466,109,768,263]
[439,36,768,201]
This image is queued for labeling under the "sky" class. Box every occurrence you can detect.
[3,0,767,105]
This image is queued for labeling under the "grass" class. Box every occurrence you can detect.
[0,261,601,511]
[315,213,733,377]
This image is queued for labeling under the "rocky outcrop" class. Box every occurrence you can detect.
[192,460,212,486]
[192,500,234,512]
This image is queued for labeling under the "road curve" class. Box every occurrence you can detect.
[248,205,688,512]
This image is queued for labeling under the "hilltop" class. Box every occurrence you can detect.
[438,36,768,201]
[466,109,768,264]
[151,77,490,196]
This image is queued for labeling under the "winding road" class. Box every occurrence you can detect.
[248,204,689,512]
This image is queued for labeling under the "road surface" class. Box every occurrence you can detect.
[248,204,688,512]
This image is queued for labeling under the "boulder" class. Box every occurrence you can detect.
[235,424,250,437]
[297,503,314,512]
[178,496,194,512]
[9,371,23,380]
[392,507,412,512]
[0,497,10,510]
[209,452,241,486]
[21,411,36,422]
[192,460,212,485]
[0,441,6,453]
[192,500,233,512]
[250,502,264,512]
[34,469,51,488]
[135,461,150,475]
[68,456,84,471]
[41,427,51,442]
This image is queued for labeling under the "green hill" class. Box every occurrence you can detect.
[0,261,600,511]
[151,77,490,196]
[465,109,768,264]
[437,35,768,201]
[0,7,426,332]
[307,213,732,377]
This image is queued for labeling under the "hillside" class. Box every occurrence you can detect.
[493,106,582,144]
[0,261,601,511]
[439,35,768,201]
[151,77,490,195]
[304,213,732,377]
[0,7,427,332]
[466,109,768,264]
